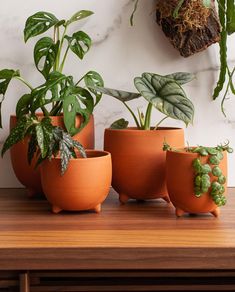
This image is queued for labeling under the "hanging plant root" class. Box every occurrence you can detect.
[156,0,221,57]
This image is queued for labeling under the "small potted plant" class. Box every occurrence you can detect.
[0,10,104,196]
[164,142,233,217]
[35,126,112,214]
[93,72,194,203]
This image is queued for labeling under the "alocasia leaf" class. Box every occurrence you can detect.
[24,11,59,42]
[34,37,59,78]
[65,31,91,60]
[134,73,194,125]
[164,72,195,85]
[110,118,129,129]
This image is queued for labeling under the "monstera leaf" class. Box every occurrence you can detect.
[84,71,104,105]
[62,86,94,136]
[24,11,59,42]
[34,37,60,78]
[65,31,91,60]
[134,73,194,125]
[0,69,20,127]
[67,10,94,25]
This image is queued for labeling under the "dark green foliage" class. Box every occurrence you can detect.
[110,118,129,129]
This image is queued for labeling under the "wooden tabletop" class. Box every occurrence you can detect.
[0,188,235,271]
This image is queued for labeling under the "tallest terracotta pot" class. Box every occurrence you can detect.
[104,127,184,204]
[10,114,94,196]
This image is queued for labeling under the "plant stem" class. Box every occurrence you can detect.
[56,25,68,71]
[41,106,49,116]
[123,102,141,129]
[144,103,152,130]
[154,116,169,130]
[59,45,70,72]
[75,74,86,86]
[221,80,230,117]
[15,76,33,91]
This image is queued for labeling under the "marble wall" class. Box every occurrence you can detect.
[0,0,235,187]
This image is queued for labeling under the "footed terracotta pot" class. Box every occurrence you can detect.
[40,150,112,213]
[104,127,184,204]
[166,149,227,217]
[10,114,94,197]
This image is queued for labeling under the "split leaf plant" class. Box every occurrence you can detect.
[0,10,104,173]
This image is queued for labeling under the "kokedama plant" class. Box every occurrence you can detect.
[163,141,233,207]
[0,10,103,171]
[131,0,235,114]
[93,72,195,129]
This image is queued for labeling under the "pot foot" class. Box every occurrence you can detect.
[162,195,171,203]
[211,208,220,217]
[94,204,101,213]
[52,206,63,214]
[176,208,186,217]
[119,193,130,204]
[26,188,38,198]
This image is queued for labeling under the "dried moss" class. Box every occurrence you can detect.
[156,0,211,32]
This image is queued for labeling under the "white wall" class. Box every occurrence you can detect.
[0,0,235,187]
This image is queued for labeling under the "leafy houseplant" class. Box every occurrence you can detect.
[97,72,194,204]
[94,72,195,129]
[0,10,103,194]
[164,141,233,217]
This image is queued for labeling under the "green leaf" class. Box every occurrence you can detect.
[62,86,94,136]
[0,69,20,127]
[34,37,59,78]
[134,73,194,125]
[24,11,59,42]
[110,118,129,129]
[16,94,32,118]
[27,130,38,165]
[84,71,104,105]
[1,116,33,156]
[65,31,91,60]
[35,117,53,158]
[202,0,211,8]
[165,72,195,85]
[212,166,222,177]
[67,10,94,25]
[91,86,141,102]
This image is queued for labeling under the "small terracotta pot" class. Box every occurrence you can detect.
[10,114,94,197]
[104,127,184,204]
[166,149,228,217]
[40,150,112,213]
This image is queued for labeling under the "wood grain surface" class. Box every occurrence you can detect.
[0,188,235,270]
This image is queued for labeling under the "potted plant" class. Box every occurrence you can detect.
[0,10,104,196]
[35,126,112,214]
[164,142,233,217]
[93,72,195,203]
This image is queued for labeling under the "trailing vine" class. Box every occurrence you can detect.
[163,142,233,207]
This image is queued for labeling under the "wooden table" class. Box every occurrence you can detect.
[0,188,235,291]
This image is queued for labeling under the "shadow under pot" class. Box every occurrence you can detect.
[40,150,112,214]
[10,114,95,197]
[104,127,184,204]
[166,149,227,217]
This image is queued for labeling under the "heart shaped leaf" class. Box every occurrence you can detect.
[90,86,141,102]
[24,11,59,42]
[110,118,129,129]
[134,73,194,125]
[67,10,94,25]
[165,72,195,85]
[34,37,59,78]
[65,31,91,60]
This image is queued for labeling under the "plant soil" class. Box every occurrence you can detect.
[156,0,221,57]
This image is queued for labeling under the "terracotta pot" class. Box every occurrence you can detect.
[166,149,227,217]
[10,114,94,197]
[40,150,112,213]
[104,127,184,203]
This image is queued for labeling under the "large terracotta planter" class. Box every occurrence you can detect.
[40,150,112,213]
[104,127,184,203]
[10,114,94,197]
[166,149,227,217]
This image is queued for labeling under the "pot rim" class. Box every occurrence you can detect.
[52,150,110,161]
[105,127,183,133]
